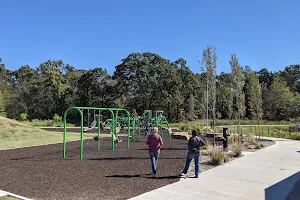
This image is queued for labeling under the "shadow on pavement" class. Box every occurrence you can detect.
[106,173,152,178]
[265,171,300,200]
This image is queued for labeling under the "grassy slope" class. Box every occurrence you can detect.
[0,116,103,150]
[0,196,19,200]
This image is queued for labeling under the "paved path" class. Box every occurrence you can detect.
[131,137,300,200]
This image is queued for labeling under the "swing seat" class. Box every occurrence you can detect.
[94,136,99,141]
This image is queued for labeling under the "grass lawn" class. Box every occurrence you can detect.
[0,116,109,150]
[170,119,300,140]
[0,196,19,200]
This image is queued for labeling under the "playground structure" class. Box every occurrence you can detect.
[138,110,172,141]
[63,107,174,160]
[63,107,131,160]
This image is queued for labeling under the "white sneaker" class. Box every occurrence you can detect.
[180,173,187,178]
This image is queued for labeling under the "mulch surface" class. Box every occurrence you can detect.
[0,135,190,200]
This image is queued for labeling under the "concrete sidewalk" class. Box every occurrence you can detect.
[131,137,300,200]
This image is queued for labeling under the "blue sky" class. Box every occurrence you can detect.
[0,0,299,75]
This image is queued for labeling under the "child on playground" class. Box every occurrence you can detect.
[145,121,151,135]
[146,127,163,178]
[181,130,205,178]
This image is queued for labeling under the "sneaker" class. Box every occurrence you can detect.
[180,173,187,178]
[153,174,157,178]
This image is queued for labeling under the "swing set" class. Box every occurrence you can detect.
[63,106,131,160]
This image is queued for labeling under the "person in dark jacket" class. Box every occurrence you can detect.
[181,130,205,178]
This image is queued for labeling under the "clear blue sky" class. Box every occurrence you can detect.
[1,0,299,75]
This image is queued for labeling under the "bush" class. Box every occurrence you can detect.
[229,135,238,144]
[201,139,212,150]
[232,143,243,157]
[53,114,62,126]
[19,113,28,121]
[255,142,264,149]
[244,133,256,145]
[209,147,225,166]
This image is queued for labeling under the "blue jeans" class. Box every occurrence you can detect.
[183,151,200,177]
[149,150,160,175]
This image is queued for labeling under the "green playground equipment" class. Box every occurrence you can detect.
[131,117,141,141]
[63,107,131,160]
[141,110,172,142]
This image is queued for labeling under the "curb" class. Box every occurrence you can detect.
[0,190,33,200]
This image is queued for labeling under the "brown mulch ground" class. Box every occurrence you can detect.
[0,127,276,200]
[0,135,198,200]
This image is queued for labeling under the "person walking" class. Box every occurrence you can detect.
[181,130,205,178]
[146,127,163,178]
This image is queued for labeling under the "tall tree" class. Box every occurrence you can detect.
[201,45,217,126]
[264,76,297,120]
[247,71,263,123]
[230,54,245,134]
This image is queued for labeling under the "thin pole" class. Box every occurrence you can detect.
[80,113,84,160]
[87,109,90,127]
[63,114,67,158]
[97,111,101,151]
[138,118,141,141]
[132,118,135,141]
[127,113,130,148]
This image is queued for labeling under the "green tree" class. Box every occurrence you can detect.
[264,76,298,120]
[280,64,300,93]
[202,45,217,126]
[230,54,245,123]
[216,72,233,122]
[247,71,263,123]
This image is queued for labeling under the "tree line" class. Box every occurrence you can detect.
[0,46,299,123]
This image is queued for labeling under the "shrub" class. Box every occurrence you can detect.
[180,124,189,132]
[232,143,243,157]
[224,152,230,163]
[201,139,212,150]
[244,133,256,145]
[209,147,225,166]
[19,113,28,121]
[229,135,238,144]
[255,142,264,149]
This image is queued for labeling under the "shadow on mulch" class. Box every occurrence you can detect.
[88,157,184,161]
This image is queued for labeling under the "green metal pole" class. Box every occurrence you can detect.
[138,118,141,141]
[97,111,101,151]
[63,113,67,158]
[80,112,84,160]
[116,110,119,140]
[127,111,130,148]
[87,109,90,128]
[132,118,135,141]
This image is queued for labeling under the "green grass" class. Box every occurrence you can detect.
[170,119,300,140]
[0,116,108,150]
[0,196,19,200]
[21,119,75,127]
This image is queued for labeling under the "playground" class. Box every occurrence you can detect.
[0,135,198,200]
[0,107,189,199]
[0,107,278,200]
